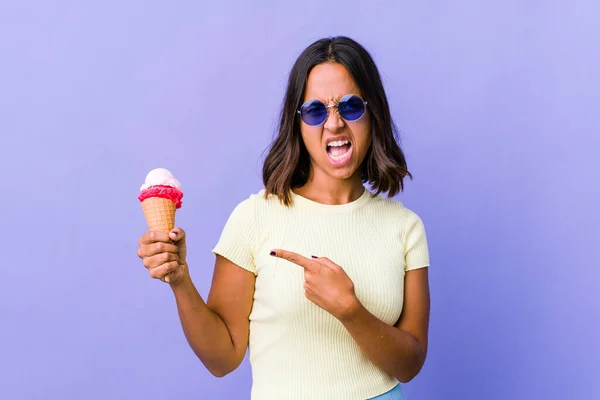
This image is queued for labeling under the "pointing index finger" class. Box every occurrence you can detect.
[270,249,319,270]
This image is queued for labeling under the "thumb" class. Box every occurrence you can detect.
[169,227,187,264]
[169,227,186,242]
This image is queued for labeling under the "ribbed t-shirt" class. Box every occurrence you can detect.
[212,188,430,400]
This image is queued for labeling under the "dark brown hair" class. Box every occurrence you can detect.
[262,36,412,205]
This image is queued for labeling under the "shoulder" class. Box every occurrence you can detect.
[367,193,425,227]
[240,189,282,208]
[227,189,283,216]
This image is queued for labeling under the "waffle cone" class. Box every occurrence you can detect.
[141,197,176,233]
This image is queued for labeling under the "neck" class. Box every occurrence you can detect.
[293,170,365,205]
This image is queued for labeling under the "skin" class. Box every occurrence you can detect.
[136,62,430,382]
[294,62,372,204]
[138,229,254,377]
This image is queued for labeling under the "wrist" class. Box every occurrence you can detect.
[169,263,191,289]
[337,294,363,322]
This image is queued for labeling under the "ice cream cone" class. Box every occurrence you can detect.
[139,169,184,284]
[141,197,176,233]
[141,197,176,283]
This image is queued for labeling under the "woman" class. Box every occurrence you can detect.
[137,36,430,400]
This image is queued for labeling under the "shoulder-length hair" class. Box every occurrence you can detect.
[262,36,412,205]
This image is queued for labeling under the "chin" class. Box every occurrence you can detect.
[325,163,360,181]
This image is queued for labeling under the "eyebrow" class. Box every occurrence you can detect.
[304,93,361,104]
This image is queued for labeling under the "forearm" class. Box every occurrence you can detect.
[340,302,426,383]
[170,269,240,377]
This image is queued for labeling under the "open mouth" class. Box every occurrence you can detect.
[326,139,353,164]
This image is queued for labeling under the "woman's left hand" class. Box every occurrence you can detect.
[270,249,361,321]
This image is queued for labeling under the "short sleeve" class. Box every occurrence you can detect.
[212,196,257,275]
[403,209,430,271]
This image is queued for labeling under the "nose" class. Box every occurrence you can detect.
[323,106,345,132]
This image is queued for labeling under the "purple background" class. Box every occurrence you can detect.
[1,1,598,399]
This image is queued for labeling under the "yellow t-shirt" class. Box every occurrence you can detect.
[212,189,430,400]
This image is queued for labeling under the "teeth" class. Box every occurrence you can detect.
[330,152,349,160]
[329,146,352,160]
[327,140,350,147]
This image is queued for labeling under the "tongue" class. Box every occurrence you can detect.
[329,144,351,157]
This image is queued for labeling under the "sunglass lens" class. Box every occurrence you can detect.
[338,95,365,121]
[300,100,327,126]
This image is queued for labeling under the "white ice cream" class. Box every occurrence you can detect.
[140,168,182,191]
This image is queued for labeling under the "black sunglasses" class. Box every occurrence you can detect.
[297,94,368,126]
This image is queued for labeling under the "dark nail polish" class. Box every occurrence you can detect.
[311,255,318,259]
[270,251,276,256]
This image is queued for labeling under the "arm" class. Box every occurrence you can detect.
[171,196,259,376]
[138,229,255,377]
[339,267,430,383]
[270,250,430,383]
[170,255,255,377]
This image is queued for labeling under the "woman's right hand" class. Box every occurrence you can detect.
[137,228,188,284]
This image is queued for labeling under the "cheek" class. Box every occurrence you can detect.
[300,128,322,156]
[353,123,372,155]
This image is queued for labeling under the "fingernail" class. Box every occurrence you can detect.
[171,231,178,236]
[270,251,276,256]
[311,255,318,259]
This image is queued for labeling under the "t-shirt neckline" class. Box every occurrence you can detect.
[289,187,372,212]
